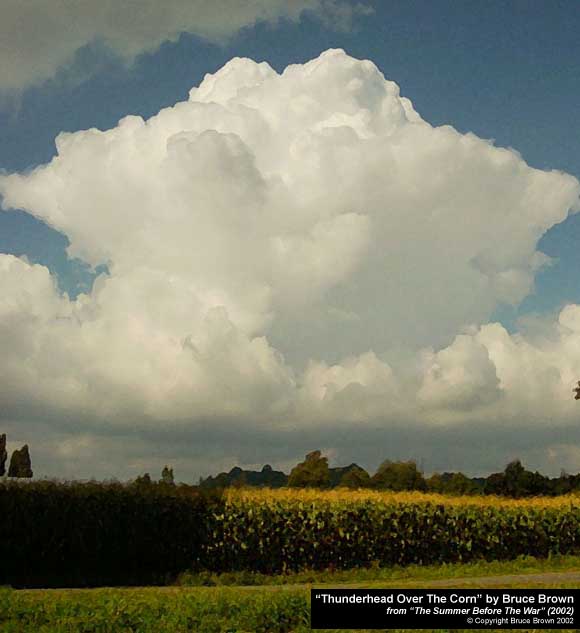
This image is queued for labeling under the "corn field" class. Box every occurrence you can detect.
[203,488,580,573]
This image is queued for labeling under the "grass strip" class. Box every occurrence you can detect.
[4,578,580,633]
[176,553,580,586]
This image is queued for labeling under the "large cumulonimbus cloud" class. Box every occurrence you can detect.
[1,50,580,477]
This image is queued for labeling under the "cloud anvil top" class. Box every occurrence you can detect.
[0,49,579,479]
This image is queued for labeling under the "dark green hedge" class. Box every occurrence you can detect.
[0,480,223,588]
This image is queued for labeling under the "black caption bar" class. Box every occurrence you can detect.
[311,588,580,629]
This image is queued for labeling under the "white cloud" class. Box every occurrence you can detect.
[418,335,501,411]
[0,0,369,94]
[1,49,579,477]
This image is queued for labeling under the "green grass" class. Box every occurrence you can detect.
[3,583,580,633]
[4,586,309,633]
[176,553,580,586]
[4,556,580,633]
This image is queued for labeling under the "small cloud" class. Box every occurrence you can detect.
[0,1,370,95]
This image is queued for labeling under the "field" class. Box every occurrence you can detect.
[3,569,580,633]
[225,486,580,506]
[225,486,580,507]
[205,488,580,574]
[4,486,580,631]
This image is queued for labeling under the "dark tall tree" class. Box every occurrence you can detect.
[484,460,548,498]
[0,434,7,477]
[574,381,580,400]
[8,444,33,478]
[161,465,174,485]
[288,450,330,488]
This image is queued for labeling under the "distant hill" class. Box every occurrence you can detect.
[200,462,367,489]
[199,464,288,488]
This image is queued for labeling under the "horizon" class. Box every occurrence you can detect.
[3,438,580,484]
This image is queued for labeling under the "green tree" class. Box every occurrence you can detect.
[371,460,426,491]
[504,460,547,497]
[134,473,152,486]
[427,472,480,495]
[447,472,480,495]
[504,460,526,495]
[484,460,548,497]
[339,465,371,488]
[161,466,174,485]
[426,472,445,493]
[8,445,33,478]
[483,472,505,496]
[0,434,7,477]
[288,450,330,488]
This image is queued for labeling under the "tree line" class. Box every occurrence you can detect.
[0,434,32,478]
[5,432,580,499]
[199,450,580,498]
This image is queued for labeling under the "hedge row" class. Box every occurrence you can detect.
[0,480,223,588]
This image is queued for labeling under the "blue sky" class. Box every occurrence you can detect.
[1,1,580,479]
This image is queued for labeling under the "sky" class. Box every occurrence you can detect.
[1,1,580,481]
